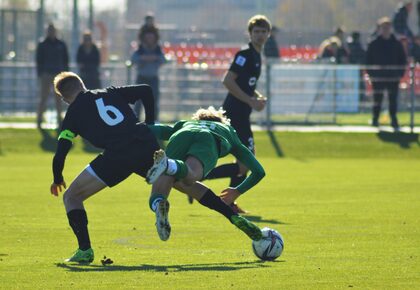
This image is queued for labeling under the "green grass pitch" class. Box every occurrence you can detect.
[0,129,419,289]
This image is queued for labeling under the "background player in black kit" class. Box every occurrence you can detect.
[206,15,271,213]
[50,72,159,263]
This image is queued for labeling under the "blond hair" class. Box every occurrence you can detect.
[53,71,84,98]
[248,15,271,33]
[192,106,230,125]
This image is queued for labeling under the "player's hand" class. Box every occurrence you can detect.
[249,97,266,112]
[220,187,241,205]
[50,181,66,197]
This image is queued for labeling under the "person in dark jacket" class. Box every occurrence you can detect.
[76,31,101,89]
[366,17,407,130]
[348,32,367,102]
[348,32,366,64]
[264,26,280,59]
[393,1,414,42]
[36,23,69,128]
[410,35,420,63]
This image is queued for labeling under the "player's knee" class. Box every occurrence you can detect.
[63,187,83,207]
[182,175,198,186]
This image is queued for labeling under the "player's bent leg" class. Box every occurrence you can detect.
[230,215,262,241]
[174,181,261,240]
[63,166,107,212]
[226,160,249,214]
[63,166,106,263]
[237,160,249,176]
[149,175,174,241]
[182,156,204,185]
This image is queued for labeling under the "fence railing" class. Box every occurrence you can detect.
[0,61,417,131]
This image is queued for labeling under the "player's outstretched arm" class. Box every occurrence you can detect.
[51,138,72,196]
[147,124,175,141]
[230,143,265,194]
[221,144,265,204]
[114,85,155,124]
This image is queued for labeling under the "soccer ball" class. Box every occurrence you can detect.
[252,227,284,261]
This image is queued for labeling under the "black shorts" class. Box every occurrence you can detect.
[90,137,159,187]
[227,113,255,153]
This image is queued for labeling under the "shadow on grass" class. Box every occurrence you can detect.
[266,130,284,157]
[55,260,282,272]
[245,215,290,225]
[376,131,419,149]
[39,129,57,152]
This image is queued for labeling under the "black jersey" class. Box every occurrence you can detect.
[60,85,154,149]
[223,42,262,117]
[52,85,155,184]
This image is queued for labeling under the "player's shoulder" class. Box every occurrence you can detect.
[233,44,253,66]
[238,42,252,53]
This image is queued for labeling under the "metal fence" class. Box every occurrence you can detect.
[0,61,418,130]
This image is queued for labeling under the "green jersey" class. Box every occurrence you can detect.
[149,120,265,193]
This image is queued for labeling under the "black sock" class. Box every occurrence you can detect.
[206,163,239,180]
[67,209,91,251]
[198,189,237,221]
[230,174,246,188]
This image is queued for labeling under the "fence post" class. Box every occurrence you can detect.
[332,65,337,124]
[410,62,415,133]
[265,61,272,130]
[37,0,44,42]
[88,0,94,31]
[0,10,4,61]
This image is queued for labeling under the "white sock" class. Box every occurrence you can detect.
[166,159,178,175]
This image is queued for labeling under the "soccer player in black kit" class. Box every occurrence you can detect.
[50,72,159,263]
[50,72,257,263]
[206,15,271,213]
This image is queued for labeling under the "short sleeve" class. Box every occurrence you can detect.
[229,51,248,75]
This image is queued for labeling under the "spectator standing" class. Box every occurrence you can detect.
[347,32,366,65]
[410,35,420,63]
[36,23,69,128]
[131,28,166,121]
[76,31,101,89]
[366,17,407,130]
[347,32,367,102]
[318,36,344,63]
[264,26,280,59]
[333,27,349,63]
[393,1,414,42]
[139,13,159,44]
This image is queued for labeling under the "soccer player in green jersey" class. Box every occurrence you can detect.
[145,106,265,242]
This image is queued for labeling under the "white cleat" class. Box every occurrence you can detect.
[146,149,168,184]
[155,199,171,241]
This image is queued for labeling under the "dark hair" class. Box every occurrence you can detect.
[351,31,360,41]
[138,26,159,42]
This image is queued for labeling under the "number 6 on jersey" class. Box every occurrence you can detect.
[95,98,124,126]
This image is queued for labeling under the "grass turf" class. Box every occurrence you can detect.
[0,129,419,289]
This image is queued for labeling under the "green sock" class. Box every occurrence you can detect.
[149,193,166,212]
